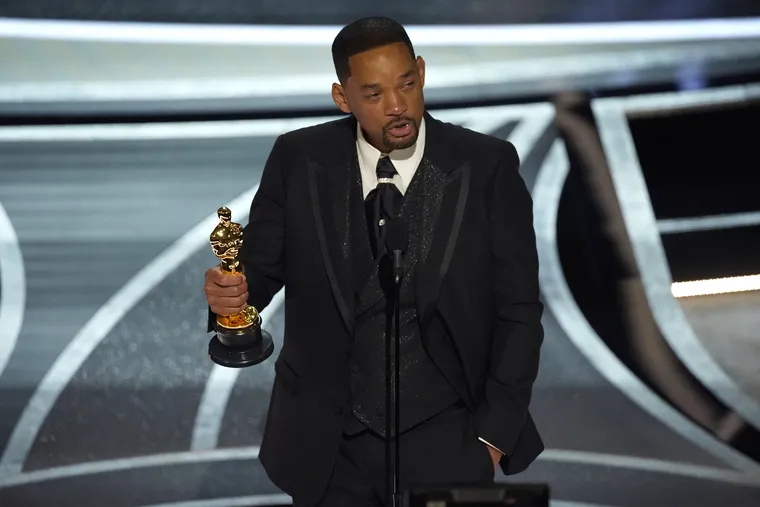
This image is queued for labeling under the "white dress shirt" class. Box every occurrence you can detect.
[356,117,426,198]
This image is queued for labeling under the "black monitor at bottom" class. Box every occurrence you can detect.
[403,483,550,507]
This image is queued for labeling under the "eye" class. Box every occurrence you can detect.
[402,81,415,89]
[366,92,381,100]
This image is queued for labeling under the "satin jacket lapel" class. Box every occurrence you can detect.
[350,163,375,296]
[306,116,358,335]
[415,114,473,330]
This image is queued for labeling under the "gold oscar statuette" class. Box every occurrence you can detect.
[207,206,274,368]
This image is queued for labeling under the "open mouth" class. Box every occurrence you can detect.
[387,121,413,138]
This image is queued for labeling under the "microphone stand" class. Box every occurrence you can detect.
[393,248,402,507]
[385,249,404,507]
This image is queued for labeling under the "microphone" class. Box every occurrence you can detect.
[385,218,408,285]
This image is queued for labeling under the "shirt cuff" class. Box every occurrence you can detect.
[478,437,505,455]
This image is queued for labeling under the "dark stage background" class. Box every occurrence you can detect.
[0,2,759,507]
[2,0,760,24]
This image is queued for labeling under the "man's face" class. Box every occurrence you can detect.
[332,42,426,152]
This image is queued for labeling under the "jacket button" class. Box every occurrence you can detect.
[334,406,343,415]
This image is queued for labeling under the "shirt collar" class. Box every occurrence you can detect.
[356,117,426,176]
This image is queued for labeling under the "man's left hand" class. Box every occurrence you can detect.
[485,444,502,472]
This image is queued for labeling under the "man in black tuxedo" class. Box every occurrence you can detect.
[204,16,544,507]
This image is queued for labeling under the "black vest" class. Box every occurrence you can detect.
[345,158,460,437]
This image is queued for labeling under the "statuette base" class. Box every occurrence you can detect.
[208,327,274,368]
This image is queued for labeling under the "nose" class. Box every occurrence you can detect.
[384,90,407,116]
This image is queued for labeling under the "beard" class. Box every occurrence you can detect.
[381,117,419,151]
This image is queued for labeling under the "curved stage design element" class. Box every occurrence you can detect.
[592,84,760,435]
[0,199,25,379]
[0,186,260,476]
[531,137,760,476]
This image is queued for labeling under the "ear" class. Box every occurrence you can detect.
[331,83,352,114]
[416,56,426,88]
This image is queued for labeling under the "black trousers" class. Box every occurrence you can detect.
[297,403,495,507]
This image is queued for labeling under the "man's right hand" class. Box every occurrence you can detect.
[204,266,248,316]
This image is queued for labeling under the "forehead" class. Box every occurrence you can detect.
[346,42,415,84]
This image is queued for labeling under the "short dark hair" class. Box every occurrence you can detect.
[331,17,416,84]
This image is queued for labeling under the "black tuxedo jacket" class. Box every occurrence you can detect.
[234,112,544,503]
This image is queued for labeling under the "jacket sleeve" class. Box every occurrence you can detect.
[207,135,287,331]
[474,140,544,458]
